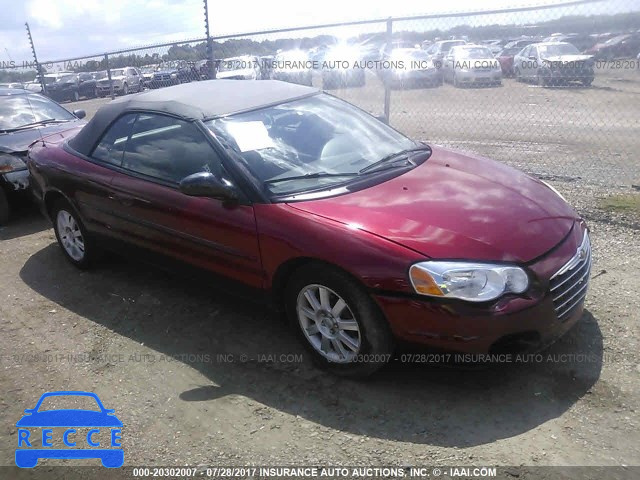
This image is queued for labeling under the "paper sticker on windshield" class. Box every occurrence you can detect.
[226,121,274,152]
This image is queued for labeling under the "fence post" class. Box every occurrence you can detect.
[25,22,46,96]
[104,53,115,100]
[203,0,216,79]
[383,17,392,124]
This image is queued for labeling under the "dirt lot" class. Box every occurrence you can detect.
[1,72,639,478]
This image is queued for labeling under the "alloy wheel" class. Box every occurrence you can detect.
[56,209,85,261]
[296,284,361,363]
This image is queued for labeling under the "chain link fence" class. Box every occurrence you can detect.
[2,0,639,187]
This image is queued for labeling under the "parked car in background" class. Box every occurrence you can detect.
[46,73,97,102]
[216,56,261,80]
[270,50,313,86]
[514,42,595,86]
[321,44,366,89]
[23,82,42,93]
[96,67,142,97]
[443,44,502,87]
[0,88,85,224]
[381,48,442,87]
[496,46,525,76]
[423,40,467,68]
[140,66,158,88]
[585,33,640,59]
[27,80,591,377]
[0,82,24,89]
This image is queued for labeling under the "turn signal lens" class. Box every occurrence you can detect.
[409,265,444,296]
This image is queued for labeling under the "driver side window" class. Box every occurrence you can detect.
[121,113,223,184]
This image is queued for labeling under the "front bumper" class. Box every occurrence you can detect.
[375,223,589,354]
[96,83,122,94]
[456,70,502,84]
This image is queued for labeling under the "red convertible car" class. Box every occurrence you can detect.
[27,80,591,376]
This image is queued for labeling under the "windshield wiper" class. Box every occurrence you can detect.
[2,118,71,133]
[359,145,431,174]
[264,171,359,186]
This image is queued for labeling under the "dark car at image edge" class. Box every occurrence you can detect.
[0,88,85,224]
[27,80,591,377]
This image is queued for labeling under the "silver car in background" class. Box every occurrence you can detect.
[96,67,142,97]
[381,48,442,88]
[443,44,502,87]
[216,56,261,80]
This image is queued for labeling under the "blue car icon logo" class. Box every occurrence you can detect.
[16,391,123,468]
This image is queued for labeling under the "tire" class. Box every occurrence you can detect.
[582,77,593,87]
[51,199,97,269]
[285,263,394,377]
[514,67,522,82]
[122,83,129,95]
[537,72,547,87]
[453,73,460,88]
[0,188,10,225]
[73,90,79,102]
[93,87,98,98]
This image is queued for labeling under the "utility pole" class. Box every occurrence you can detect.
[25,22,46,94]
[203,0,216,79]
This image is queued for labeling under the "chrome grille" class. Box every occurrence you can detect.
[549,231,591,321]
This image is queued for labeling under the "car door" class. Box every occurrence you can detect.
[517,45,532,78]
[128,68,141,92]
[102,112,263,288]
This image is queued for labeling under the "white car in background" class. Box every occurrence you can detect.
[216,56,261,80]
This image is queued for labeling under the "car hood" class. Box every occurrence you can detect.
[16,410,122,427]
[0,121,82,154]
[287,146,579,263]
[542,54,593,62]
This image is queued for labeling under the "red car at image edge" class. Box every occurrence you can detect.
[27,80,592,376]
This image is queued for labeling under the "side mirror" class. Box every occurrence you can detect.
[73,109,86,119]
[529,55,537,60]
[179,172,237,201]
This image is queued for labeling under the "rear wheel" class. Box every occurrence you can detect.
[51,199,97,269]
[73,90,79,102]
[285,264,394,377]
[122,83,129,95]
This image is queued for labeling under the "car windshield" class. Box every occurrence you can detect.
[442,41,465,52]
[43,76,58,84]
[604,35,628,45]
[457,47,493,58]
[58,74,76,82]
[500,47,521,56]
[0,93,76,130]
[206,94,418,196]
[111,69,125,76]
[539,43,580,56]
[93,71,108,79]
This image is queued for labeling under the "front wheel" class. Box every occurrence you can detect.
[52,200,97,269]
[285,264,394,377]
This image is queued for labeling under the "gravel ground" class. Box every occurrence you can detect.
[1,72,639,479]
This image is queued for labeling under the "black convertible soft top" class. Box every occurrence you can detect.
[68,80,319,156]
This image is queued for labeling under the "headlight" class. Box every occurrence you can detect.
[170,73,178,78]
[0,153,27,173]
[409,261,529,302]
[540,180,567,202]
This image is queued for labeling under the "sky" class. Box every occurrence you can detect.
[0,0,636,66]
